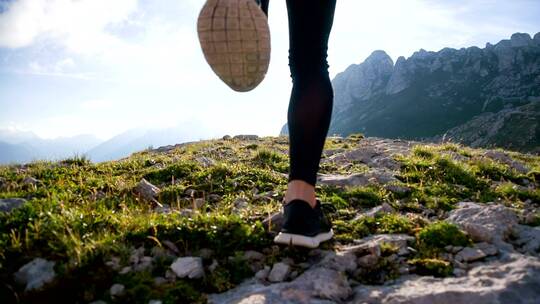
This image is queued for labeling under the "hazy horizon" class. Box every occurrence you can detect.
[1,0,540,141]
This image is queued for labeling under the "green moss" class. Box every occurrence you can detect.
[475,158,516,181]
[439,143,460,152]
[191,163,284,195]
[399,152,485,190]
[341,186,386,208]
[253,149,283,164]
[113,271,159,303]
[332,219,370,242]
[224,251,253,284]
[434,157,479,187]
[60,155,92,167]
[319,192,349,209]
[395,150,509,207]
[244,143,258,150]
[205,266,234,292]
[363,214,415,234]
[380,242,399,256]
[408,258,452,277]
[493,183,540,203]
[356,255,399,285]
[527,170,540,183]
[143,161,201,185]
[412,146,435,159]
[347,133,364,139]
[252,149,288,173]
[158,184,187,205]
[125,214,271,255]
[162,281,206,304]
[416,221,471,257]
[333,213,416,242]
[526,212,540,226]
[405,184,462,211]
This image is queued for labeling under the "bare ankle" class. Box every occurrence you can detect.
[284,179,316,208]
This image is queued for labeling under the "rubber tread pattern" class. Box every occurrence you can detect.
[197,0,271,92]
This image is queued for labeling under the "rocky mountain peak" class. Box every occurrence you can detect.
[331,50,395,111]
[364,50,394,66]
[510,32,533,47]
[321,32,540,153]
[410,48,433,60]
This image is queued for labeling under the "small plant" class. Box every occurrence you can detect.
[412,146,435,159]
[143,161,200,185]
[319,192,349,209]
[363,214,415,235]
[334,213,417,242]
[252,149,288,172]
[347,133,364,139]
[244,143,258,150]
[493,182,540,203]
[60,154,92,166]
[205,266,234,292]
[416,221,471,257]
[332,219,370,242]
[380,242,399,256]
[408,258,453,277]
[474,158,517,181]
[525,212,540,226]
[342,186,386,208]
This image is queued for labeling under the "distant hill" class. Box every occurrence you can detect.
[0,124,215,164]
[87,125,213,162]
[0,130,103,164]
[280,32,540,153]
[0,141,34,164]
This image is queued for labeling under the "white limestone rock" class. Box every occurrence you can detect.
[134,178,160,201]
[170,257,204,279]
[267,262,290,283]
[14,258,56,291]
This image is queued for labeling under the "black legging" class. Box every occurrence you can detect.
[285,0,337,187]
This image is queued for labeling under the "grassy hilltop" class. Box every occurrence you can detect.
[0,134,539,303]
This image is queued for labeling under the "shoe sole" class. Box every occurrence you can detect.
[197,0,271,92]
[273,229,334,248]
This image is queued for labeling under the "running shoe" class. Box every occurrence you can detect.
[197,0,271,92]
[273,199,334,248]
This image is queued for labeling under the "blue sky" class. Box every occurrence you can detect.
[0,0,539,140]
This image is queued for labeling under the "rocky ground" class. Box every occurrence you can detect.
[0,134,539,303]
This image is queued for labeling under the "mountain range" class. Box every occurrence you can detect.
[281,32,540,153]
[0,129,102,164]
[0,125,210,164]
[86,126,208,162]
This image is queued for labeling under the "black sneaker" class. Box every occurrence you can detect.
[273,199,334,248]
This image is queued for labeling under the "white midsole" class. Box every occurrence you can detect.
[273,229,334,248]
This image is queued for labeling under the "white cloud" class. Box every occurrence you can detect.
[20,60,96,80]
[54,57,74,71]
[80,99,113,111]
[0,0,211,86]
[0,0,137,50]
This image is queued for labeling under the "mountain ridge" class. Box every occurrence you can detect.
[280,32,540,153]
